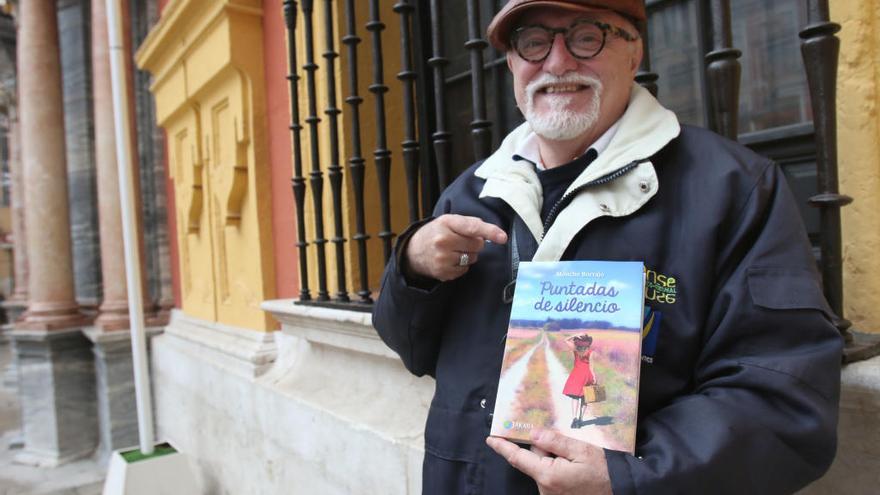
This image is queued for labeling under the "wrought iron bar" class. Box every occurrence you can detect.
[635,23,658,97]
[489,44,506,151]
[705,0,741,140]
[394,0,421,224]
[322,0,350,302]
[301,0,329,301]
[284,0,311,302]
[412,0,440,215]
[342,0,372,304]
[429,0,452,189]
[367,0,394,261]
[465,0,492,161]
[800,0,855,345]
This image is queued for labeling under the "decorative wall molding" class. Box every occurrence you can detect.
[162,309,277,378]
[136,0,276,330]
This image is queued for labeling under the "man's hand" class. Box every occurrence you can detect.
[405,214,507,281]
[486,430,612,495]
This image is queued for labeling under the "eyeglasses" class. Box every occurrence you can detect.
[510,19,639,63]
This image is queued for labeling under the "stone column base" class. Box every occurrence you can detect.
[1,299,27,326]
[9,327,97,467]
[83,326,163,461]
[1,324,18,390]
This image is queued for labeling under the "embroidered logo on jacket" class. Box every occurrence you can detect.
[645,268,677,305]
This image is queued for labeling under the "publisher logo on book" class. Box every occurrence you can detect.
[503,420,532,431]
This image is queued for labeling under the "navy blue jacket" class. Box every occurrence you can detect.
[373,119,842,494]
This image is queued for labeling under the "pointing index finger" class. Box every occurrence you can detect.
[447,215,508,245]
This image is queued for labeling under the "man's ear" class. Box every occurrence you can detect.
[629,39,643,75]
[507,50,515,72]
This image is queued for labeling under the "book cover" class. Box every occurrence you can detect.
[490,260,645,454]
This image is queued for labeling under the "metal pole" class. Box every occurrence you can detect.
[428,0,451,190]
[395,0,422,224]
[465,0,491,161]
[322,0,350,303]
[284,0,313,302]
[705,0,742,141]
[302,0,330,301]
[342,0,373,304]
[367,0,394,261]
[105,0,154,455]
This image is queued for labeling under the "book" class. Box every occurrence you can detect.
[490,260,645,454]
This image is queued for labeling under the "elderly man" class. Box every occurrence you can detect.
[373,1,842,493]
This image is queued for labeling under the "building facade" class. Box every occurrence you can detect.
[3,0,878,492]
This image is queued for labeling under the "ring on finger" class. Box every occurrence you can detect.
[458,252,470,267]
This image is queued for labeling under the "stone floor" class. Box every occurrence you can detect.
[0,332,105,495]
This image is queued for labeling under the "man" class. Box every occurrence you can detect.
[373,1,843,493]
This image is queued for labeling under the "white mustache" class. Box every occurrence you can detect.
[525,73,602,103]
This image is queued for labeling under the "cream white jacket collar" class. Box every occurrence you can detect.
[474,84,681,261]
[513,119,621,170]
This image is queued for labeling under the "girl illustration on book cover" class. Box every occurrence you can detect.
[562,333,596,429]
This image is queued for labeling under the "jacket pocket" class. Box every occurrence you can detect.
[746,267,835,319]
[425,404,489,463]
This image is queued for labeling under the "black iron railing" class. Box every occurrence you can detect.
[322,0,350,303]
[342,0,372,304]
[395,0,422,225]
[428,0,452,191]
[465,0,492,161]
[284,0,311,302]
[301,0,330,302]
[367,0,394,263]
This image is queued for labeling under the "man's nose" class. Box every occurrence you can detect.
[542,33,579,75]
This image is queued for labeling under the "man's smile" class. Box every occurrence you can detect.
[538,83,589,94]
[526,74,599,101]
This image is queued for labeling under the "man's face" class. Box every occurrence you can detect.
[506,8,642,142]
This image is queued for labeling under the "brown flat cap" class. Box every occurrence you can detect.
[487,0,646,50]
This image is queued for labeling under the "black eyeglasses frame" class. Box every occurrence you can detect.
[510,19,639,63]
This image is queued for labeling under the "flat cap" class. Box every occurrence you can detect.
[486,0,646,50]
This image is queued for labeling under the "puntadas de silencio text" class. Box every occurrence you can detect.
[533,280,621,313]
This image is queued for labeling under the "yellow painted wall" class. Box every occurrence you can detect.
[833,0,880,333]
[137,0,276,331]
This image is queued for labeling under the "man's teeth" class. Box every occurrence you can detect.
[542,85,583,94]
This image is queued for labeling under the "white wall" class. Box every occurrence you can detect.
[151,307,434,494]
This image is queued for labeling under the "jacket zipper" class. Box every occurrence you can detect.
[502,158,649,304]
[539,158,648,240]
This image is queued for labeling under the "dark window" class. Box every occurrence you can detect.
[732,0,812,134]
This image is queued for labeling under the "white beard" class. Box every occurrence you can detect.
[522,73,603,141]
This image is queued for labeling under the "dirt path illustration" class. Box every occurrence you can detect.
[494,343,539,423]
